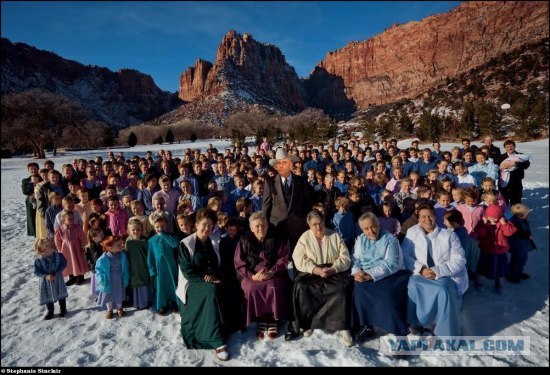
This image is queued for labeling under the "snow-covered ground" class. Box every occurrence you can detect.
[1,138,548,367]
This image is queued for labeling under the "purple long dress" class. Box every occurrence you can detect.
[234,235,291,325]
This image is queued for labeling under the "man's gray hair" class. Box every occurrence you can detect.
[249,211,268,226]
[358,212,380,228]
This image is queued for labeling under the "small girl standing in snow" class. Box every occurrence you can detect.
[34,237,68,320]
[96,236,130,319]
[126,219,152,310]
[147,216,179,315]
[474,204,517,293]
[54,210,89,286]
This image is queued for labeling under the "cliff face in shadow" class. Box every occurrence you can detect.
[1,38,179,128]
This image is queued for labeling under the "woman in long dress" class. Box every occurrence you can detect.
[234,211,291,340]
[176,208,237,361]
[286,210,354,347]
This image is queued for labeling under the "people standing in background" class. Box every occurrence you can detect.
[496,140,531,206]
[22,162,41,237]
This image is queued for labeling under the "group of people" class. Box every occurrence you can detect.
[25,134,536,361]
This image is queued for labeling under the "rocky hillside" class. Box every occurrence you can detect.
[156,30,308,125]
[305,1,549,117]
[346,38,549,141]
[1,38,179,128]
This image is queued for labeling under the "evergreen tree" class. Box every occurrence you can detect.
[359,115,377,140]
[398,109,414,136]
[460,101,478,137]
[190,132,198,142]
[128,132,137,147]
[476,100,503,139]
[416,109,441,141]
[166,129,174,144]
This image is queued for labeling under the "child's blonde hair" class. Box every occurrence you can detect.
[511,203,530,219]
[35,237,55,255]
[48,191,62,203]
[177,199,192,213]
[153,195,165,204]
[130,200,144,209]
[207,196,222,209]
[127,218,143,230]
[61,210,75,221]
[481,190,497,203]
[334,196,350,210]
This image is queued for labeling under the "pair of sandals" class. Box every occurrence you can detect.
[257,322,278,340]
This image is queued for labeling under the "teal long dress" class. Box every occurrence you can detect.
[178,237,226,349]
[147,233,179,311]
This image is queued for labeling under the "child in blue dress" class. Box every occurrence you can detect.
[34,238,68,320]
[96,236,129,319]
[148,216,179,315]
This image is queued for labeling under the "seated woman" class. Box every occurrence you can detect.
[402,204,467,337]
[351,212,410,342]
[286,210,354,347]
[176,208,240,362]
[234,211,291,340]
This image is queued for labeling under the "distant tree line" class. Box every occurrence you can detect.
[118,108,338,148]
[117,120,225,147]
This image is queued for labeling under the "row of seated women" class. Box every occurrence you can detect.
[176,206,465,361]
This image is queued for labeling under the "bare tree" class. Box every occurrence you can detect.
[1,89,86,158]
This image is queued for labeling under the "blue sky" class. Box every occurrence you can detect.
[1,1,461,93]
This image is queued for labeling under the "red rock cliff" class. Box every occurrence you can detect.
[178,30,307,112]
[306,1,549,115]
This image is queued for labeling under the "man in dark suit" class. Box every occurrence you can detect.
[262,148,313,256]
[496,139,530,206]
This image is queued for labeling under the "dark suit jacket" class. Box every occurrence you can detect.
[262,173,312,249]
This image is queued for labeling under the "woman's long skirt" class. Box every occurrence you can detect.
[289,271,352,333]
[179,282,224,349]
[407,275,463,337]
[352,269,410,335]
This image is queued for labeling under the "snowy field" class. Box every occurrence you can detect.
[1,138,548,367]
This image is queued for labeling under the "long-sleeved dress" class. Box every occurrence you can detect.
[176,233,232,349]
[289,229,352,334]
[34,252,68,305]
[96,251,130,309]
[351,230,410,335]
[402,225,467,337]
[147,232,179,311]
[54,223,89,277]
[126,237,151,309]
[234,233,291,326]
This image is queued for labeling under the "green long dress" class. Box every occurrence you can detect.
[178,237,226,349]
